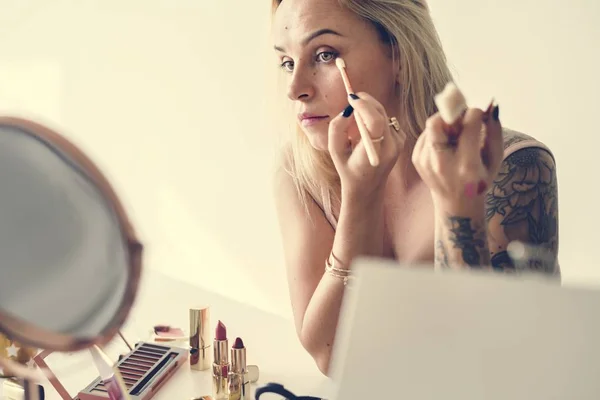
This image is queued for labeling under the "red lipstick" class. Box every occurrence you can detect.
[213,320,230,399]
[228,337,248,400]
[216,320,227,341]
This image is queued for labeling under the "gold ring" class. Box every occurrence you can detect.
[371,135,384,143]
[388,117,400,132]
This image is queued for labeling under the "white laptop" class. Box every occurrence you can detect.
[327,257,600,400]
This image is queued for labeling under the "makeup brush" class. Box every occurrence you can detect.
[435,82,494,198]
[335,57,380,167]
[434,82,495,145]
[434,81,468,141]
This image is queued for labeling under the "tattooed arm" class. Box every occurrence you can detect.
[485,146,560,277]
[434,208,491,269]
[434,144,560,279]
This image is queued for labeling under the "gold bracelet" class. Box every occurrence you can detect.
[325,253,353,286]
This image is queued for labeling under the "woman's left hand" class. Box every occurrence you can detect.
[412,106,504,216]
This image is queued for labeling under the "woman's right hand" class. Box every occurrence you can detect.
[328,92,405,201]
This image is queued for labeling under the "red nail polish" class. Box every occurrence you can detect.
[477,180,488,195]
[464,182,477,199]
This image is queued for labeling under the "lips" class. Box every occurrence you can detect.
[298,113,329,127]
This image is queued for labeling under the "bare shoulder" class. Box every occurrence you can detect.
[498,128,557,193]
[486,127,560,277]
[502,127,541,149]
[499,127,557,185]
[273,144,330,224]
[501,127,555,158]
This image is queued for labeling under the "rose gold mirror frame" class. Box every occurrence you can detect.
[0,116,143,355]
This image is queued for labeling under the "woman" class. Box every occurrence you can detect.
[271,0,560,375]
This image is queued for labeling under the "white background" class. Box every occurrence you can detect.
[1,0,598,319]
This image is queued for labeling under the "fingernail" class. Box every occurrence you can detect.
[482,99,494,122]
[477,180,488,195]
[342,104,354,118]
[349,93,359,100]
[492,105,500,121]
[464,182,477,199]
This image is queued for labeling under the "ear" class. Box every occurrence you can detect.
[390,40,401,76]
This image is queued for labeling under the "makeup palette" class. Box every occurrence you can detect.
[34,342,188,400]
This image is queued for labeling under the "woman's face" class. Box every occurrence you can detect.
[272,0,399,151]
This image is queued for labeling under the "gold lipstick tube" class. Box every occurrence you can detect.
[212,339,230,399]
[228,346,247,400]
[190,307,211,371]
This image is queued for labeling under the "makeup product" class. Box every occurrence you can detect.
[212,321,230,400]
[335,57,380,167]
[228,338,247,400]
[245,365,259,384]
[434,81,468,141]
[33,342,187,400]
[2,378,45,400]
[190,307,211,371]
[153,325,186,343]
[90,345,129,400]
[190,397,214,400]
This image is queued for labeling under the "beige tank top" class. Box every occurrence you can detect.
[316,129,554,231]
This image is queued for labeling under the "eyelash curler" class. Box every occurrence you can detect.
[254,382,324,400]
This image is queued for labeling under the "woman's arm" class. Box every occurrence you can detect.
[485,147,560,276]
[274,166,385,376]
[434,146,560,277]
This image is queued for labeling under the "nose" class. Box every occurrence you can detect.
[287,66,315,102]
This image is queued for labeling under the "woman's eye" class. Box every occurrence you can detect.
[316,51,336,63]
[280,60,294,72]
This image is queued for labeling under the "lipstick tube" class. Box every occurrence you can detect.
[213,321,230,400]
[228,338,247,400]
[190,307,211,371]
[245,365,259,384]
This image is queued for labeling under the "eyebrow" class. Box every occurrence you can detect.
[274,28,343,52]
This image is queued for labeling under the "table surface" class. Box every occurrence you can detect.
[31,269,330,400]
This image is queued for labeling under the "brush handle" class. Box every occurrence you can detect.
[335,58,379,167]
[354,111,380,167]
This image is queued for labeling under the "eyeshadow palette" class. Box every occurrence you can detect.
[34,341,188,400]
[78,342,187,400]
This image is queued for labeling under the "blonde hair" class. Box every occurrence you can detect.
[271,0,454,215]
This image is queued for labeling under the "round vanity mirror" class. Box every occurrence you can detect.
[0,116,143,360]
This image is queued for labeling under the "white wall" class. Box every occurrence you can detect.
[1,0,598,319]
[427,0,600,286]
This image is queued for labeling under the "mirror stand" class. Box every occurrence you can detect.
[1,329,133,400]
